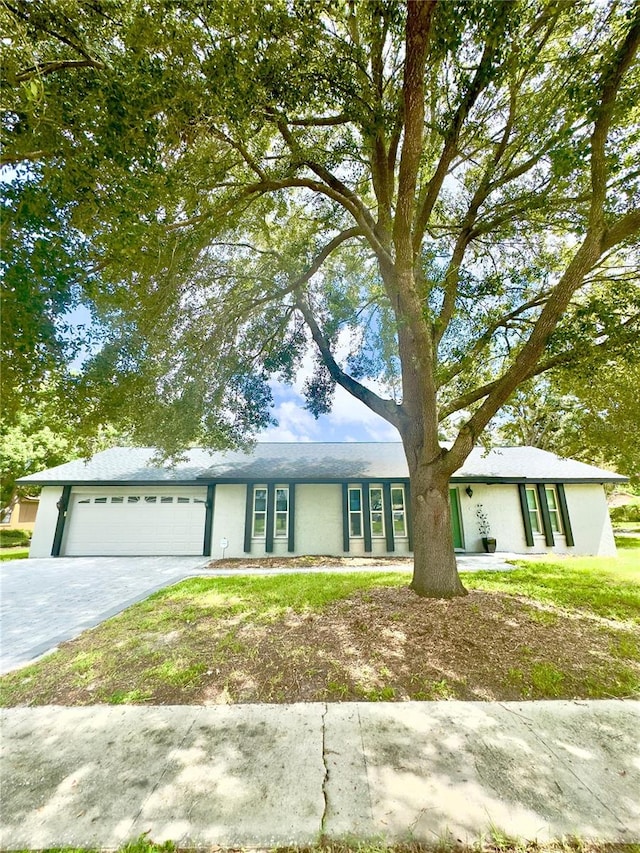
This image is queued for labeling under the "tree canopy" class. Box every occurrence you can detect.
[2,0,639,595]
[498,358,640,485]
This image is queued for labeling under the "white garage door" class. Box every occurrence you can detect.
[62,489,208,556]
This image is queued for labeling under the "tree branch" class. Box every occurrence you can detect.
[440,312,640,422]
[434,86,519,345]
[226,227,364,321]
[0,150,50,166]
[15,59,104,81]
[288,114,350,126]
[394,0,436,270]
[295,295,401,428]
[266,109,393,269]
[412,13,509,254]
[589,4,640,224]
[602,208,640,252]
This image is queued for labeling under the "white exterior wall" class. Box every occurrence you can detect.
[457,484,529,554]
[564,483,617,557]
[294,484,343,555]
[210,484,246,559]
[28,486,63,558]
[456,481,616,556]
[28,478,617,559]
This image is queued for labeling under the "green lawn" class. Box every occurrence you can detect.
[467,543,640,623]
[0,547,29,561]
[8,838,638,853]
[1,548,638,707]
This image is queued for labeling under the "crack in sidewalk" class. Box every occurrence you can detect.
[320,702,329,837]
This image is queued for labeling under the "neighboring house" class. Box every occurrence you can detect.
[0,497,39,532]
[18,443,625,559]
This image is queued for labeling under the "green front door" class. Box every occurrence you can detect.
[449,488,464,549]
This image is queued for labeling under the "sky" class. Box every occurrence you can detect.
[66,305,401,444]
[262,379,401,444]
[260,333,402,444]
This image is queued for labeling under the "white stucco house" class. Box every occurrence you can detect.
[18,443,625,560]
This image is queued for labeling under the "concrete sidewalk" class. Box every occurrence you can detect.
[1,700,639,848]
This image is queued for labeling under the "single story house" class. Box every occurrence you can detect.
[19,443,625,560]
[0,496,39,531]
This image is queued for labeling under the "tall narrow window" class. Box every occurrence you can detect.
[369,486,385,537]
[348,487,363,537]
[253,487,267,538]
[391,486,407,537]
[526,487,542,533]
[545,486,563,534]
[274,487,289,538]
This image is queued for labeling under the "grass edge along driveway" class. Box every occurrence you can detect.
[0,544,638,707]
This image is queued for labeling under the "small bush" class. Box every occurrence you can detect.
[610,503,640,523]
[0,528,32,548]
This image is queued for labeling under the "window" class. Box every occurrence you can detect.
[111,497,124,504]
[391,486,407,537]
[127,496,140,503]
[253,487,267,538]
[545,486,563,534]
[94,497,107,504]
[1,506,13,523]
[77,498,90,505]
[145,496,157,504]
[177,497,190,504]
[160,496,173,504]
[348,487,363,537]
[525,487,542,534]
[369,486,384,537]
[274,487,289,537]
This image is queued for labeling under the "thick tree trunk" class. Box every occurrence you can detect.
[406,453,468,598]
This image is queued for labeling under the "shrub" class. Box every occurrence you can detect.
[0,528,32,548]
[610,504,640,523]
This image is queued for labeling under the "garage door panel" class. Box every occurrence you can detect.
[62,491,207,556]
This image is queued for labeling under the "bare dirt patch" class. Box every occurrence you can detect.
[3,584,638,706]
[206,555,414,569]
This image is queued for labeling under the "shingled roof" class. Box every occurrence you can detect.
[18,443,627,485]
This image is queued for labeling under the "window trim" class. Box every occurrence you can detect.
[390,485,407,539]
[274,486,289,539]
[348,486,364,539]
[525,486,543,535]
[369,485,385,539]
[252,486,268,539]
[544,485,563,535]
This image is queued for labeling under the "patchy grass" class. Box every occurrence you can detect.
[5,838,639,853]
[616,534,640,549]
[466,548,640,623]
[2,553,639,707]
[614,522,640,533]
[0,547,29,561]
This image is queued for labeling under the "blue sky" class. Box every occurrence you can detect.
[263,379,401,443]
[67,305,401,444]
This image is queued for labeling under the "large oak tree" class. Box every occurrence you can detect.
[2,0,639,596]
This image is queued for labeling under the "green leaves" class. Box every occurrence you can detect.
[1,0,638,463]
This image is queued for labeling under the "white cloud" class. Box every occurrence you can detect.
[264,380,400,443]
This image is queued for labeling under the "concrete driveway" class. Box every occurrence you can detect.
[0,557,208,674]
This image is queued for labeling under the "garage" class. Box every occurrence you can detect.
[61,487,208,556]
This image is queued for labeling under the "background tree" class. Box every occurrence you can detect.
[1,174,100,421]
[499,360,640,487]
[2,0,639,596]
[0,381,117,515]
